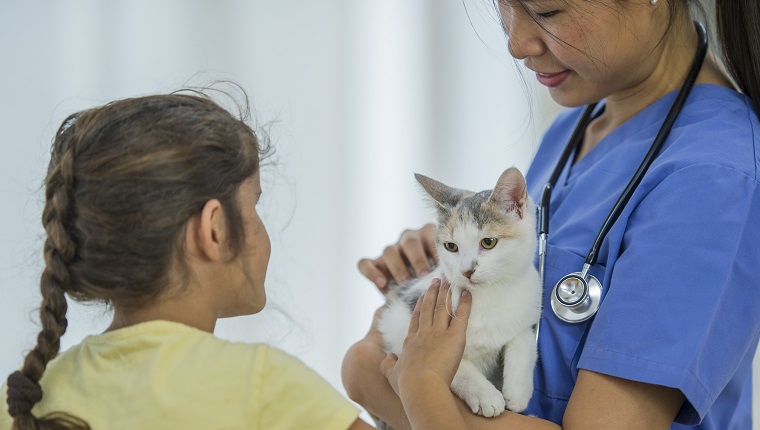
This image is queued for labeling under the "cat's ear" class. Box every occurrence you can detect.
[414,173,465,210]
[488,167,528,218]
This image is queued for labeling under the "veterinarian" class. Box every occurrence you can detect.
[341,1,760,429]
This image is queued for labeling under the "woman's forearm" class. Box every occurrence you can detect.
[342,339,412,430]
[398,373,561,430]
[342,339,561,430]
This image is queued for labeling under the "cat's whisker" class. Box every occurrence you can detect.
[445,291,455,319]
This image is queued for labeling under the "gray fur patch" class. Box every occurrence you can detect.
[398,281,423,312]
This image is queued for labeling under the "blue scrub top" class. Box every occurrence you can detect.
[524,84,760,429]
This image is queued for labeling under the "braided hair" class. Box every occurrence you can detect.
[6,91,268,429]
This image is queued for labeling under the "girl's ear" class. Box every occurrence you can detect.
[190,199,228,262]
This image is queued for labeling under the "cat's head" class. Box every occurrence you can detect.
[415,167,536,290]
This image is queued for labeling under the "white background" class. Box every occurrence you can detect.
[0,1,756,427]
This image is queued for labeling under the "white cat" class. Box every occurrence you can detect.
[379,167,541,417]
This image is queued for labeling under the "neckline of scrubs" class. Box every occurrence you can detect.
[561,84,730,186]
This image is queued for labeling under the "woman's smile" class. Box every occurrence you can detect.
[535,70,570,87]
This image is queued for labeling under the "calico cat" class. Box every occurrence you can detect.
[379,167,541,418]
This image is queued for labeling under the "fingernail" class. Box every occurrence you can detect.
[431,278,441,287]
[375,277,387,288]
[461,290,470,297]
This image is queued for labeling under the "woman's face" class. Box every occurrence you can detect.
[500,0,664,107]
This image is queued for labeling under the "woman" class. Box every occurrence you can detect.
[342,0,760,429]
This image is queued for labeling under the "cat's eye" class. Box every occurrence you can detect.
[443,242,459,252]
[481,238,498,249]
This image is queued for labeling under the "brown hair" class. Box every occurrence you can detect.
[7,90,269,429]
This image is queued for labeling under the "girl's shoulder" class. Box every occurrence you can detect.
[43,320,272,384]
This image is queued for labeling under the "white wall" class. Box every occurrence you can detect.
[0,0,549,412]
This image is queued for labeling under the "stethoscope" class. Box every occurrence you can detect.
[536,21,708,331]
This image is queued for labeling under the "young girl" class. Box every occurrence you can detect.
[1,93,374,430]
[343,0,760,429]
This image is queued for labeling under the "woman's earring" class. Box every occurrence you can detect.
[651,0,658,4]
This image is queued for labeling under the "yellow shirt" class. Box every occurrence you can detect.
[0,320,360,429]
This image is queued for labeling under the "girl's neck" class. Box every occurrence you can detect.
[107,290,218,334]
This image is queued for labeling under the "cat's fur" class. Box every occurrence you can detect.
[379,167,541,418]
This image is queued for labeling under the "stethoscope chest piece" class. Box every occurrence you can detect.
[550,269,602,323]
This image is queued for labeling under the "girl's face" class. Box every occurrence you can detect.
[500,0,664,107]
[221,173,271,317]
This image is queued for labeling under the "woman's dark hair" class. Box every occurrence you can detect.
[7,90,269,429]
[714,0,760,114]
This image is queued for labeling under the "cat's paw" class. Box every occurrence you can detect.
[456,384,506,418]
[503,385,532,413]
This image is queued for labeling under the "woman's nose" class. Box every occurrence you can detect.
[503,9,546,60]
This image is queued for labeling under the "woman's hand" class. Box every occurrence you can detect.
[380,279,472,398]
[357,223,437,293]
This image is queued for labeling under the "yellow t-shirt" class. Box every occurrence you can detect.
[0,320,360,429]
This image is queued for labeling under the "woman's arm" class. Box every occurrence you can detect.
[342,307,413,430]
[348,418,379,430]
[348,227,685,430]
[343,303,684,430]
[563,370,685,429]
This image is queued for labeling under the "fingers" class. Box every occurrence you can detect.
[382,243,415,285]
[417,278,441,329]
[356,224,438,291]
[414,278,472,333]
[407,288,425,336]
[414,279,472,333]
[357,258,391,291]
[398,227,435,279]
[433,279,453,330]
[450,288,472,332]
[379,352,398,378]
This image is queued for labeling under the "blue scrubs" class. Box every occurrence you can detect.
[524,84,760,429]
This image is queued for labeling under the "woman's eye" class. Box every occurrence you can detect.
[443,242,459,252]
[536,10,559,18]
[480,238,498,249]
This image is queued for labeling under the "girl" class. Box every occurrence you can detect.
[1,92,375,430]
[343,0,760,429]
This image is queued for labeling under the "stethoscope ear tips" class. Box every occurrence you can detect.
[551,272,603,323]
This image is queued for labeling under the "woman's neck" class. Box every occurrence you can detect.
[577,19,733,161]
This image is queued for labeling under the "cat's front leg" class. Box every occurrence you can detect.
[501,326,537,412]
[451,359,506,417]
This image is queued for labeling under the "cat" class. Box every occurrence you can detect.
[379,167,541,419]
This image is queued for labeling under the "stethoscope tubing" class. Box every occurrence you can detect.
[536,21,709,335]
[583,21,708,267]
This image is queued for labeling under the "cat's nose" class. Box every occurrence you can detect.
[463,270,474,279]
